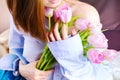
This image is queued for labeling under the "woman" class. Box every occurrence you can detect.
[0,0,113,80]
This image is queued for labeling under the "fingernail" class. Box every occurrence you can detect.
[72,29,77,35]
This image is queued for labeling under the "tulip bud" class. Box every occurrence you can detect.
[45,7,54,17]
[54,3,72,23]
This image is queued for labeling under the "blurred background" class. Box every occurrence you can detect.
[0,0,9,58]
[0,0,9,33]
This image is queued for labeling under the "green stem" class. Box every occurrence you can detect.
[66,23,69,34]
[40,50,51,69]
[48,16,51,30]
[37,16,53,70]
[36,45,48,69]
[43,56,57,71]
[43,55,54,71]
[40,60,47,70]
[39,47,53,70]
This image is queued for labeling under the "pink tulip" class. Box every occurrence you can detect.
[54,3,72,23]
[89,23,103,30]
[87,49,104,64]
[103,49,118,61]
[90,26,102,35]
[45,7,54,17]
[87,33,108,48]
[75,18,90,31]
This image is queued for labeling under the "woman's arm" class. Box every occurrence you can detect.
[0,13,26,70]
[8,14,28,64]
[47,2,113,80]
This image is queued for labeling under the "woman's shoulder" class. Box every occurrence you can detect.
[70,1,100,23]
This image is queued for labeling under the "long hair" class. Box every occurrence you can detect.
[6,0,47,42]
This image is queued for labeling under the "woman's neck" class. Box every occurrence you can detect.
[53,0,65,10]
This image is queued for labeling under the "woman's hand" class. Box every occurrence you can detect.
[19,61,54,80]
[47,20,77,42]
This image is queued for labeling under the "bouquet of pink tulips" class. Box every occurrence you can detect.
[37,3,118,71]
[36,3,72,71]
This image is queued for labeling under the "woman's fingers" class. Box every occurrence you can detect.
[41,69,54,76]
[19,60,53,80]
[71,28,77,36]
[46,32,50,42]
[53,20,61,41]
[35,69,54,80]
[61,23,68,39]
[36,68,54,76]
[48,20,61,41]
[48,21,69,42]
[48,31,56,42]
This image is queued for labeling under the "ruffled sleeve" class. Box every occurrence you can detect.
[48,34,113,80]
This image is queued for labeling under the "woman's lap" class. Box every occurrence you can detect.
[0,69,25,80]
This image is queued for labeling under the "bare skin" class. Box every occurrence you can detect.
[19,61,54,80]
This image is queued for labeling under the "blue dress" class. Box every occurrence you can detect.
[0,69,25,80]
